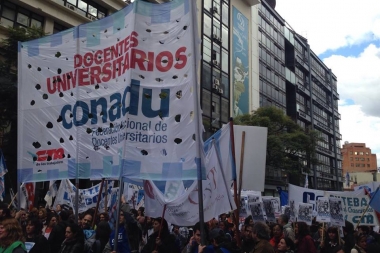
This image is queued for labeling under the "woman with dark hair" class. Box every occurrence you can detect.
[278,237,296,253]
[269,224,284,248]
[0,218,26,253]
[91,221,111,253]
[44,213,58,239]
[58,223,84,253]
[25,218,49,253]
[295,222,316,253]
[320,227,344,253]
[141,217,178,253]
[350,233,367,253]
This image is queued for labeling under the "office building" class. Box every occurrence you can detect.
[341,142,378,173]
[257,0,342,192]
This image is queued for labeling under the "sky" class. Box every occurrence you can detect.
[276,0,380,167]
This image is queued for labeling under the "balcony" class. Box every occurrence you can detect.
[295,53,309,72]
[312,94,332,112]
[334,110,341,120]
[316,145,334,157]
[297,108,311,123]
[296,81,311,97]
[317,171,336,180]
[335,132,342,140]
[333,89,340,100]
[314,118,334,135]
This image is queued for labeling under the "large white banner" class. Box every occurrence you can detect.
[18,0,203,182]
[144,144,236,226]
[288,184,379,226]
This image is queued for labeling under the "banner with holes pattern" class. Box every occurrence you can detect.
[18,0,204,182]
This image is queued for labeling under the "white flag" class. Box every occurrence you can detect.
[145,143,236,226]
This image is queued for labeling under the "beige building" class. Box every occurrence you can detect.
[343,171,378,190]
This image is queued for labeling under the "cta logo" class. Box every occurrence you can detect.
[29,148,65,162]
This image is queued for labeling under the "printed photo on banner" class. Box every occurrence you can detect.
[246,194,261,216]
[316,197,330,222]
[282,205,290,218]
[250,202,265,222]
[240,195,248,217]
[262,196,281,218]
[329,197,345,226]
[262,198,276,222]
[297,203,313,225]
[289,200,297,222]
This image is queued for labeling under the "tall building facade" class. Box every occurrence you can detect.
[256,0,343,192]
[341,142,378,173]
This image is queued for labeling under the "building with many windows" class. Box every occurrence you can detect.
[341,142,378,173]
[256,0,343,192]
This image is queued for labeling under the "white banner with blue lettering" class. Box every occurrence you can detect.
[18,0,203,182]
[288,184,379,226]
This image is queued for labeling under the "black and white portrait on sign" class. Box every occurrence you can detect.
[316,197,330,222]
[263,199,276,222]
[250,202,265,222]
[297,203,313,225]
[289,200,296,222]
[329,197,345,226]
[247,194,261,216]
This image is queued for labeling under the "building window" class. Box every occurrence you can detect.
[367,164,370,167]
[53,22,69,34]
[354,152,358,155]
[349,151,353,155]
[63,0,107,19]
[359,152,364,155]
[350,163,354,167]
[1,1,44,28]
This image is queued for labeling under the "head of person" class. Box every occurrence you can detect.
[65,223,84,242]
[296,222,309,238]
[278,214,289,226]
[252,222,271,241]
[81,214,93,229]
[277,237,295,253]
[95,221,111,241]
[153,217,169,234]
[192,222,204,245]
[358,226,370,236]
[59,210,69,222]
[56,205,62,212]
[0,205,11,221]
[208,218,218,230]
[244,215,253,226]
[355,232,367,249]
[99,212,109,222]
[47,213,58,228]
[272,224,283,238]
[244,224,254,241]
[38,208,47,220]
[172,225,180,234]
[209,228,226,246]
[138,207,145,217]
[0,219,25,248]
[26,218,43,237]
[327,226,339,242]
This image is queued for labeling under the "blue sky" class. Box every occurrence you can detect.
[276,0,380,166]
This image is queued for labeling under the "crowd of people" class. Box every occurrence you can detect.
[0,201,380,253]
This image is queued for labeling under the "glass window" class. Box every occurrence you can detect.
[222,2,228,25]
[202,89,212,117]
[221,74,229,98]
[204,14,212,37]
[212,94,220,120]
[222,25,228,49]
[201,63,212,90]
[203,36,212,63]
[221,98,229,123]
[2,7,15,21]
[221,49,228,74]
[78,0,87,12]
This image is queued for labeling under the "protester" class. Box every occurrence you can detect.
[81,213,96,253]
[92,221,111,253]
[0,204,12,221]
[198,227,239,253]
[313,223,325,252]
[48,210,70,253]
[277,237,296,253]
[320,226,344,253]
[278,215,295,242]
[172,225,188,252]
[295,222,316,253]
[38,208,48,225]
[350,233,367,253]
[182,222,203,253]
[58,223,84,253]
[342,222,355,253]
[0,218,27,253]
[269,224,284,248]
[141,217,178,253]
[250,221,275,253]
[24,217,49,253]
[99,213,109,223]
[44,213,58,239]
[240,224,255,253]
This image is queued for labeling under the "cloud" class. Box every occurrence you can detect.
[276,0,380,55]
[339,104,380,165]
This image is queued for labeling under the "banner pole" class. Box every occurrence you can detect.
[155,204,167,251]
[104,180,108,213]
[74,26,80,224]
[238,131,246,196]
[8,192,17,209]
[355,200,371,230]
[190,0,206,246]
[92,178,105,229]
[113,179,124,252]
[17,182,21,210]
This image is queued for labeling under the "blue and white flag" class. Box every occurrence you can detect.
[0,149,8,201]
[18,0,204,183]
[304,174,309,188]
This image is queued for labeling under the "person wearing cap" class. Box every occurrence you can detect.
[250,222,275,253]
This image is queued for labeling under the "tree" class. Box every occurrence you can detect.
[234,106,320,181]
[0,26,46,196]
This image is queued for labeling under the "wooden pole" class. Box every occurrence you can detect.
[155,204,167,251]
[229,119,241,247]
[355,201,371,230]
[92,178,105,229]
[238,131,246,196]
[8,193,17,209]
[104,180,108,213]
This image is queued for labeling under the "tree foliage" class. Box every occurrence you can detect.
[0,26,45,130]
[234,106,320,175]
